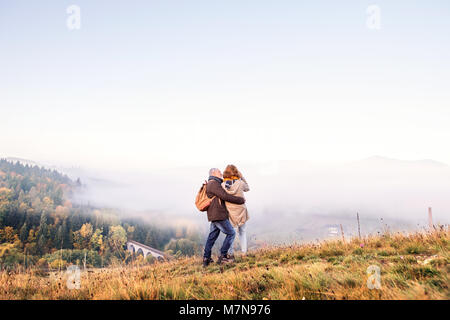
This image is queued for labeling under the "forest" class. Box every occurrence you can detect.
[0,159,201,270]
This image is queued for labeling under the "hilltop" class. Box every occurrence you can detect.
[1,227,448,300]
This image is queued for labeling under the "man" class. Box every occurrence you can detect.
[203,168,245,267]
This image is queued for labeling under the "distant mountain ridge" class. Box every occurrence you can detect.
[3,155,449,175]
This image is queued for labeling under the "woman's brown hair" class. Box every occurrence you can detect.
[223,164,240,179]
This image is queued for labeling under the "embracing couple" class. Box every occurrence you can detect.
[202,165,249,267]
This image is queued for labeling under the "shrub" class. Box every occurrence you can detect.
[49,259,67,269]
[404,245,426,255]
[344,277,358,288]
[319,248,344,258]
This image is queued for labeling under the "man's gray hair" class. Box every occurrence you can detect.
[209,168,219,176]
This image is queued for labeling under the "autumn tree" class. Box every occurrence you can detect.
[108,225,127,251]
[73,223,93,249]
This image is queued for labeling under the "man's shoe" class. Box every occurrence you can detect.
[217,254,233,264]
[203,257,214,267]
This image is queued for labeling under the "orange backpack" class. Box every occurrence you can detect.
[195,181,216,211]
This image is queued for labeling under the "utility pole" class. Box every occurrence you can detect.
[428,207,433,230]
[340,224,345,243]
[357,212,361,240]
[59,243,63,273]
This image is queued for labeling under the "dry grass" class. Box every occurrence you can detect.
[1,228,448,300]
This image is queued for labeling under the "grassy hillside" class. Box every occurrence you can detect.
[1,228,448,300]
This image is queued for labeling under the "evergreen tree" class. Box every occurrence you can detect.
[36,212,49,254]
[19,222,28,243]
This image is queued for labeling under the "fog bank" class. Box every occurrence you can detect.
[62,156,450,243]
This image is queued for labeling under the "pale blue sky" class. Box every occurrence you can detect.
[1,1,449,170]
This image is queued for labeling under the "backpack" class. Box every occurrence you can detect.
[195,181,216,211]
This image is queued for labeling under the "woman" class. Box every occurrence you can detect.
[222,164,250,256]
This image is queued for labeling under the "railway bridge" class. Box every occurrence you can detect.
[126,240,167,260]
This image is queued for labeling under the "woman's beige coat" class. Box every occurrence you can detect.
[222,178,249,227]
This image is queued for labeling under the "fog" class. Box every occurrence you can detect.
[64,156,450,244]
